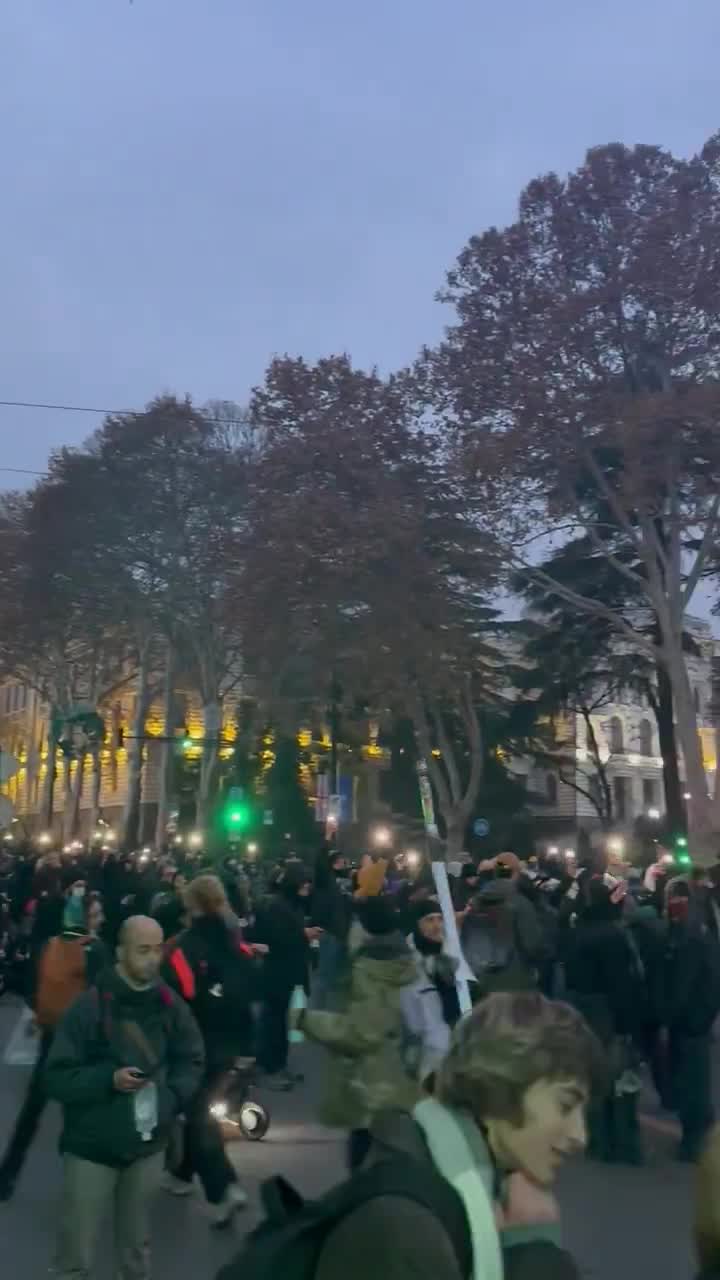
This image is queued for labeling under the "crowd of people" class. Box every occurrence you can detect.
[0,836,719,1278]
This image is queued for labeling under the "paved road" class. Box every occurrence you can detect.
[0,997,699,1279]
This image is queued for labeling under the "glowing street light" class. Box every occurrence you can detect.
[37,832,52,846]
[371,825,392,849]
[405,849,421,869]
[247,842,259,856]
[188,831,203,848]
[647,807,661,821]
[683,792,692,801]
[607,836,625,856]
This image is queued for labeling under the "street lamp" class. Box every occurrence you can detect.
[37,832,52,846]
[647,807,661,821]
[683,792,692,801]
[607,836,625,856]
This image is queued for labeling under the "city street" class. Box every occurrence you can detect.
[0,996,701,1279]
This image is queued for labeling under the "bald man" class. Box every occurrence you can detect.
[45,915,204,1280]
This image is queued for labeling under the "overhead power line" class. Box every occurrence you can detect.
[0,466,47,477]
[0,397,250,427]
[0,396,254,480]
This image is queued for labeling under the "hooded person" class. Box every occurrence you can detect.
[564,879,647,1164]
[0,888,109,1201]
[310,849,353,1012]
[401,901,460,1082]
[294,895,419,1171]
[651,881,720,1161]
[253,862,320,1089]
[460,879,542,998]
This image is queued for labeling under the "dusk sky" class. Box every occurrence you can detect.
[2,0,719,483]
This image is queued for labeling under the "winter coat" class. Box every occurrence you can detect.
[45,967,204,1168]
[311,880,352,942]
[400,942,454,1081]
[253,891,309,998]
[315,1109,580,1280]
[651,923,720,1036]
[302,931,420,1129]
[565,921,647,1044]
[165,915,257,1069]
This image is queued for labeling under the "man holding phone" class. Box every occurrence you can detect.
[45,915,204,1280]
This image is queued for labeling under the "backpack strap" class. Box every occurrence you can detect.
[274,1155,473,1278]
[168,946,196,1000]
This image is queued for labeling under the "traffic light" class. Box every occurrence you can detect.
[675,835,691,867]
[223,785,251,834]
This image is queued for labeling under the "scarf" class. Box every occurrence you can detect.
[414,1097,503,1280]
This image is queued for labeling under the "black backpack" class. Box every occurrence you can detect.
[216,1155,472,1280]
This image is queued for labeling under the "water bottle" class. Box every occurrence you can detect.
[133,1082,158,1141]
[289,984,307,1044]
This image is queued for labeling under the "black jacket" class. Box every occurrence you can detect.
[652,924,720,1036]
[565,921,647,1042]
[253,891,309,998]
[165,915,257,1067]
[45,968,204,1168]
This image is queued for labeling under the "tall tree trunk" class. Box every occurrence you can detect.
[39,739,57,832]
[121,642,152,849]
[654,662,686,834]
[154,642,176,849]
[665,639,711,840]
[197,699,221,830]
[443,815,466,859]
[61,757,73,842]
[89,745,102,832]
[63,756,84,842]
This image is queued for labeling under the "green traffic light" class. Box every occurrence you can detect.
[676,836,688,848]
[225,804,250,829]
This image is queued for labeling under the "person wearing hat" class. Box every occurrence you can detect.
[293,896,418,1170]
[402,901,460,1081]
[0,886,108,1200]
[253,862,320,1089]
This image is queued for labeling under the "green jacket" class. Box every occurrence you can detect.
[303,931,420,1128]
[45,968,205,1168]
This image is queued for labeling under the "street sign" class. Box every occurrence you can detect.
[473,818,490,837]
[0,752,20,784]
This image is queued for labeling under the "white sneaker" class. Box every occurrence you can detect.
[161,1172,193,1197]
[212,1181,248,1227]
